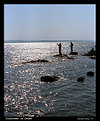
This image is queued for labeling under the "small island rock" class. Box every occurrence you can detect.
[77,77,85,82]
[87,71,94,76]
[41,76,59,82]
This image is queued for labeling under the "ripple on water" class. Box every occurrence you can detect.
[4,42,96,117]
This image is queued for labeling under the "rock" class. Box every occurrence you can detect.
[53,54,74,60]
[27,60,36,63]
[53,54,68,57]
[41,76,59,82]
[82,53,88,56]
[89,56,96,59]
[88,48,96,56]
[21,62,27,64]
[22,59,49,64]
[37,59,49,62]
[87,71,94,76]
[77,77,85,82]
[67,57,74,60]
[82,48,96,56]
[69,52,78,55]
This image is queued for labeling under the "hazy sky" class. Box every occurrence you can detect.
[4,4,96,41]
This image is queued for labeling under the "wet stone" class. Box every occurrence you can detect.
[87,71,94,76]
[41,76,59,83]
[69,52,78,55]
[77,77,85,82]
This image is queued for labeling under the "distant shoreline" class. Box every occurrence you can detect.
[4,40,95,43]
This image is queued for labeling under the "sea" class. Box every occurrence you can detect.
[4,40,96,117]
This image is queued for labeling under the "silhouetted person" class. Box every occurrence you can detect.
[70,42,73,53]
[57,43,62,55]
[90,48,94,53]
[88,47,96,56]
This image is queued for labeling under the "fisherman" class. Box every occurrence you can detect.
[57,43,62,55]
[70,42,73,53]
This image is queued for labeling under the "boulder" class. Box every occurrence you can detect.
[41,76,59,82]
[77,77,85,82]
[87,71,94,76]
[69,52,78,55]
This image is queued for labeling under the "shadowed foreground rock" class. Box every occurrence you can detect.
[87,71,94,76]
[41,76,59,82]
[77,77,85,82]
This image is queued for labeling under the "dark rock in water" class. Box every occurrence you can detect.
[53,54,68,57]
[41,76,59,82]
[53,54,74,60]
[77,77,85,82]
[82,48,96,56]
[22,62,27,64]
[69,52,78,55]
[30,59,49,63]
[67,57,74,60]
[88,48,96,56]
[27,60,36,63]
[87,71,94,76]
[89,56,96,59]
[37,59,49,62]
[22,59,49,64]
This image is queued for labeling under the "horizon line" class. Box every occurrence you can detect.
[5,39,95,41]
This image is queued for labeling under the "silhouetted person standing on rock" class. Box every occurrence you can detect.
[70,42,73,53]
[57,43,62,55]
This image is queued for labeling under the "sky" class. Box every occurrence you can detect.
[4,4,96,41]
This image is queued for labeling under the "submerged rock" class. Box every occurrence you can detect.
[87,71,94,76]
[53,54,74,60]
[53,54,68,57]
[77,77,85,82]
[22,59,49,64]
[41,76,59,82]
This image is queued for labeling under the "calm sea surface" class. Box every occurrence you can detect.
[4,41,96,117]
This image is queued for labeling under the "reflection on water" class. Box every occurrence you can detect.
[4,41,96,117]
